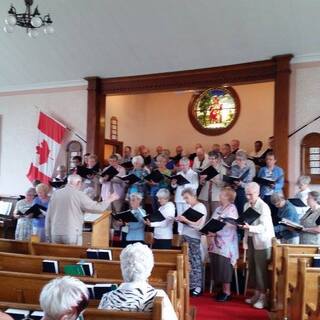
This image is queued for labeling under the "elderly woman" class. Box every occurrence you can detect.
[40,276,89,320]
[199,151,226,219]
[294,175,311,219]
[13,188,36,241]
[176,188,207,297]
[99,243,177,320]
[32,183,50,242]
[208,187,239,302]
[145,188,175,249]
[300,191,320,245]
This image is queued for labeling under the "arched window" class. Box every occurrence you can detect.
[66,140,83,171]
[301,132,320,184]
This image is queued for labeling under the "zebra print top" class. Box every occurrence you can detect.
[98,282,157,312]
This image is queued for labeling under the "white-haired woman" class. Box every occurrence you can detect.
[145,188,175,249]
[40,276,89,320]
[99,243,177,320]
[294,175,311,219]
[13,188,36,240]
[32,183,50,242]
[176,188,207,296]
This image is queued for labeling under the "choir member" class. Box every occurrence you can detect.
[294,175,311,219]
[40,276,89,320]
[100,154,126,212]
[176,188,207,296]
[122,145,132,163]
[221,143,235,168]
[171,145,184,164]
[13,187,36,241]
[46,174,118,245]
[299,191,320,245]
[145,189,175,249]
[32,183,51,242]
[230,139,240,154]
[208,187,239,302]
[99,243,177,320]
[192,147,209,172]
[211,143,221,153]
[270,193,300,244]
[71,155,83,171]
[81,154,100,200]
[171,157,199,234]
[153,145,163,160]
[189,143,203,162]
[242,182,275,309]
[162,149,175,170]
[249,140,264,158]
[83,152,91,167]
[198,151,226,219]
[53,165,67,182]
[140,147,152,168]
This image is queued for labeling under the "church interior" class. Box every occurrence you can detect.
[0,1,320,320]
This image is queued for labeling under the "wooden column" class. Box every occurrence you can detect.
[85,77,106,162]
[273,54,293,194]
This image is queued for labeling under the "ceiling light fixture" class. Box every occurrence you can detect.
[4,0,54,38]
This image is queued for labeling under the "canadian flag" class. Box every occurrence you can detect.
[27,112,66,184]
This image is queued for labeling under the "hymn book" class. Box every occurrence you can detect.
[77,261,94,276]
[200,218,226,234]
[24,204,47,218]
[49,180,66,189]
[30,311,44,320]
[181,207,204,222]
[288,198,307,207]
[100,166,119,180]
[120,174,141,185]
[86,283,118,300]
[5,309,30,320]
[199,166,219,180]
[144,210,166,223]
[42,260,59,274]
[112,210,139,223]
[222,169,250,184]
[279,218,304,231]
[144,170,164,183]
[86,249,112,260]
[221,207,260,226]
[166,174,190,186]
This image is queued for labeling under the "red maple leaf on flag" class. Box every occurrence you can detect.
[36,140,50,165]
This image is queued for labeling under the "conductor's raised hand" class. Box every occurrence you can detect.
[106,192,120,203]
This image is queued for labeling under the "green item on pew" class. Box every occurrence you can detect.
[63,264,86,276]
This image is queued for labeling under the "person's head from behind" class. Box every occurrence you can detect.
[87,154,98,168]
[129,192,143,209]
[182,187,197,206]
[230,139,240,152]
[179,157,190,173]
[156,188,171,206]
[270,193,285,208]
[307,191,320,208]
[265,152,276,168]
[245,182,260,205]
[108,154,119,167]
[235,150,247,168]
[132,155,144,169]
[25,187,36,203]
[36,183,50,199]
[40,276,89,320]
[254,140,263,153]
[219,187,236,206]
[71,156,82,168]
[221,143,231,156]
[208,151,221,167]
[297,175,311,191]
[120,243,154,283]
[68,175,82,190]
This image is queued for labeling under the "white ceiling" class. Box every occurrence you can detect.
[1,0,320,91]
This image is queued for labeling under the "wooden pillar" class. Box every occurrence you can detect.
[85,77,106,163]
[272,54,293,194]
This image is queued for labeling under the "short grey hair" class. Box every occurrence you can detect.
[308,191,320,204]
[40,276,88,320]
[67,174,82,185]
[120,243,154,282]
[297,175,311,186]
[181,187,196,197]
[179,157,190,165]
[25,187,36,196]
[235,150,247,160]
[245,182,260,193]
[129,192,143,201]
[132,155,144,165]
[270,192,285,205]
[156,188,170,200]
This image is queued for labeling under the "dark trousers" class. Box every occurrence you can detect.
[153,239,172,249]
[263,195,279,225]
[235,187,246,215]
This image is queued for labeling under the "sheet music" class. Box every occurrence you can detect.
[84,213,102,222]
[0,201,12,216]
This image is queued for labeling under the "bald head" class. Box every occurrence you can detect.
[230,139,240,152]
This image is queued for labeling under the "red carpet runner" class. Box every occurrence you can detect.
[191,294,269,320]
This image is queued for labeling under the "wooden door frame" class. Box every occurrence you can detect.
[85,54,293,184]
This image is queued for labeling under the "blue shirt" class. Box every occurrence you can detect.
[258,165,284,197]
[127,168,149,196]
[126,207,146,241]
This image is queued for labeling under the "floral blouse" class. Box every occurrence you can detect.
[208,203,239,265]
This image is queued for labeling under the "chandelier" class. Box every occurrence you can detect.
[3,0,54,38]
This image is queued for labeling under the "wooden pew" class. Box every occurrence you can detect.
[287,259,320,320]
[270,238,320,310]
[0,299,163,320]
[0,238,29,254]
[307,277,320,320]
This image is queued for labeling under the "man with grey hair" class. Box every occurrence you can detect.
[46,174,119,245]
[241,182,274,309]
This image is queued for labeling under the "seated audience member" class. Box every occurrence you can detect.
[53,165,68,182]
[32,183,50,242]
[208,187,239,302]
[99,243,177,320]
[172,157,199,234]
[294,175,311,219]
[171,145,184,164]
[192,147,209,172]
[211,143,221,153]
[270,193,300,244]
[140,147,152,168]
[249,140,264,158]
[221,143,235,168]
[122,145,133,163]
[300,191,320,245]
[100,154,126,212]
[122,192,146,245]
[153,145,163,160]
[230,150,255,215]
[40,276,89,320]
[189,143,203,162]
[46,174,118,245]
[83,153,90,167]
[257,152,284,224]
[242,182,275,309]
[230,139,240,154]
[127,155,149,198]
[198,151,226,219]
[145,189,175,249]
[13,187,36,241]
[147,154,171,213]
[176,188,207,296]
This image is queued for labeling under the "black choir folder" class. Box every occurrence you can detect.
[222,207,260,226]
[144,210,166,223]
[120,174,141,185]
[5,309,30,320]
[77,261,94,276]
[200,218,225,234]
[100,166,119,179]
[49,180,66,188]
[181,207,204,222]
[42,260,59,274]
[112,210,138,223]
[279,218,304,231]
[253,176,275,187]
[199,166,219,180]
[288,198,307,207]
[86,248,112,260]
[223,170,249,184]
[22,204,47,218]
[144,170,164,183]
[166,174,190,186]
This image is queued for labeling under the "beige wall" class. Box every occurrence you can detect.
[106,82,275,155]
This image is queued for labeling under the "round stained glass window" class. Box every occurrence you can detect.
[188,86,240,135]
